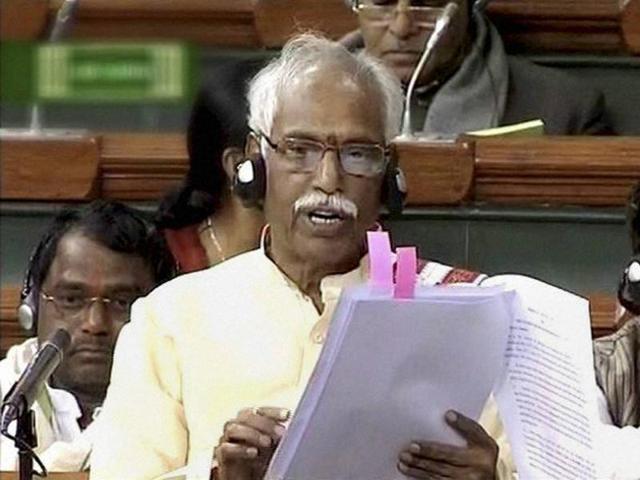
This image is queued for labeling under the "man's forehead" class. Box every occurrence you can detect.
[45,232,152,287]
[272,65,385,141]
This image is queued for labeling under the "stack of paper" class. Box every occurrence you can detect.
[266,285,514,480]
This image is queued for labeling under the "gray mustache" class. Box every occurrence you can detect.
[293,191,358,219]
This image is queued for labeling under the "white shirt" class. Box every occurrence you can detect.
[91,247,512,480]
[0,338,95,472]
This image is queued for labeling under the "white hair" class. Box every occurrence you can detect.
[247,33,404,143]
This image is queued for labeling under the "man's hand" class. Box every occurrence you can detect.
[397,410,498,480]
[213,406,289,480]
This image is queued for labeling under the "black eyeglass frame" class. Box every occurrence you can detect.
[257,132,391,178]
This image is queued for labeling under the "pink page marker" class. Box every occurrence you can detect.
[394,247,417,299]
[367,231,393,289]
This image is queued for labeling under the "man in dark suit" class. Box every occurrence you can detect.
[347,0,612,135]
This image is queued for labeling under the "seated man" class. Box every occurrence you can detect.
[91,34,513,479]
[0,200,175,471]
[593,182,640,479]
[617,182,640,323]
[347,0,611,135]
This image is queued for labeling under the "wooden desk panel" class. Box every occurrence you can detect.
[394,140,474,206]
[2,134,636,207]
[0,0,48,40]
[487,0,632,53]
[473,137,640,206]
[0,286,23,358]
[4,0,637,54]
[0,135,100,201]
[48,0,258,47]
[0,472,87,480]
[97,134,639,207]
[100,133,188,200]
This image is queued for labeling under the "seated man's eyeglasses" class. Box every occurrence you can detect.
[259,133,389,178]
[41,291,135,320]
[352,0,448,25]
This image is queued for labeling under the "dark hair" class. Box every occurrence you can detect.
[629,181,640,254]
[30,200,176,297]
[155,59,264,229]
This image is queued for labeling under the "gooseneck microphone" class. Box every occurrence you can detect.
[0,329,71,434]
[49,0,81,42]
[398,2,459,140]
[29,0,81,132]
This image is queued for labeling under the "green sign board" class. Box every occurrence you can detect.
[1,41,196,104]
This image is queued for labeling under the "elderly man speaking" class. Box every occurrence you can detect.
[91,34,512,480]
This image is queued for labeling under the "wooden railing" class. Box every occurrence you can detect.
[0,472,87,480]
[2,0,639,54]
[2,134,637,206]
[1,285,25,357]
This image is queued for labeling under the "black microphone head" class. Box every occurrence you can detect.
[47,328,71,353]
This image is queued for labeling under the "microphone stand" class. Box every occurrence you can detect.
[1,329,72,480]
[396,2,459,141]
[16,409,36,480]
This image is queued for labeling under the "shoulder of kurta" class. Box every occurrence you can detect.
[136,249,271,335]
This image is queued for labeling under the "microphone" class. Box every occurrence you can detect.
[49,0,81,42]
[398,2,459,140]
[0,329,71,434]
[29,0,81,132]
[474,0,490,13]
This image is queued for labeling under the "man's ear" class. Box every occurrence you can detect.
[221,147,244,182]
[244,132,261,157]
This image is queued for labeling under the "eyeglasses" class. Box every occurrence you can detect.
[260,134,389,178]
[352,0,447,26]
[41,291,135,321]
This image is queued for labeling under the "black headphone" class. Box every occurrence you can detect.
[232,151,407,216]
[17,233,55,334]
[618,256,640,316]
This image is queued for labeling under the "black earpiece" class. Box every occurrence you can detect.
[382,164,407,217]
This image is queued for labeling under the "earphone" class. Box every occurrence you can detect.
[17,234,53,333]
[618,257,640,316]
[232,153,407,216]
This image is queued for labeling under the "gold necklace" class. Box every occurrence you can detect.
[205,216,226,262]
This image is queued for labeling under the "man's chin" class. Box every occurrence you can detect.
[293,232,362,270]
[379,56,417,82]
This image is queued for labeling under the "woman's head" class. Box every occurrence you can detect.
[156,59,264,229]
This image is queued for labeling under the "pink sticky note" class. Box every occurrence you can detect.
[394,247,417,299]
[367,231,393,288]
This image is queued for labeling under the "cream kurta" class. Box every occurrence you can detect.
[91,248,513,480]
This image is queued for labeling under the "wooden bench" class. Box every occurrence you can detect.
[2,0,639,54]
